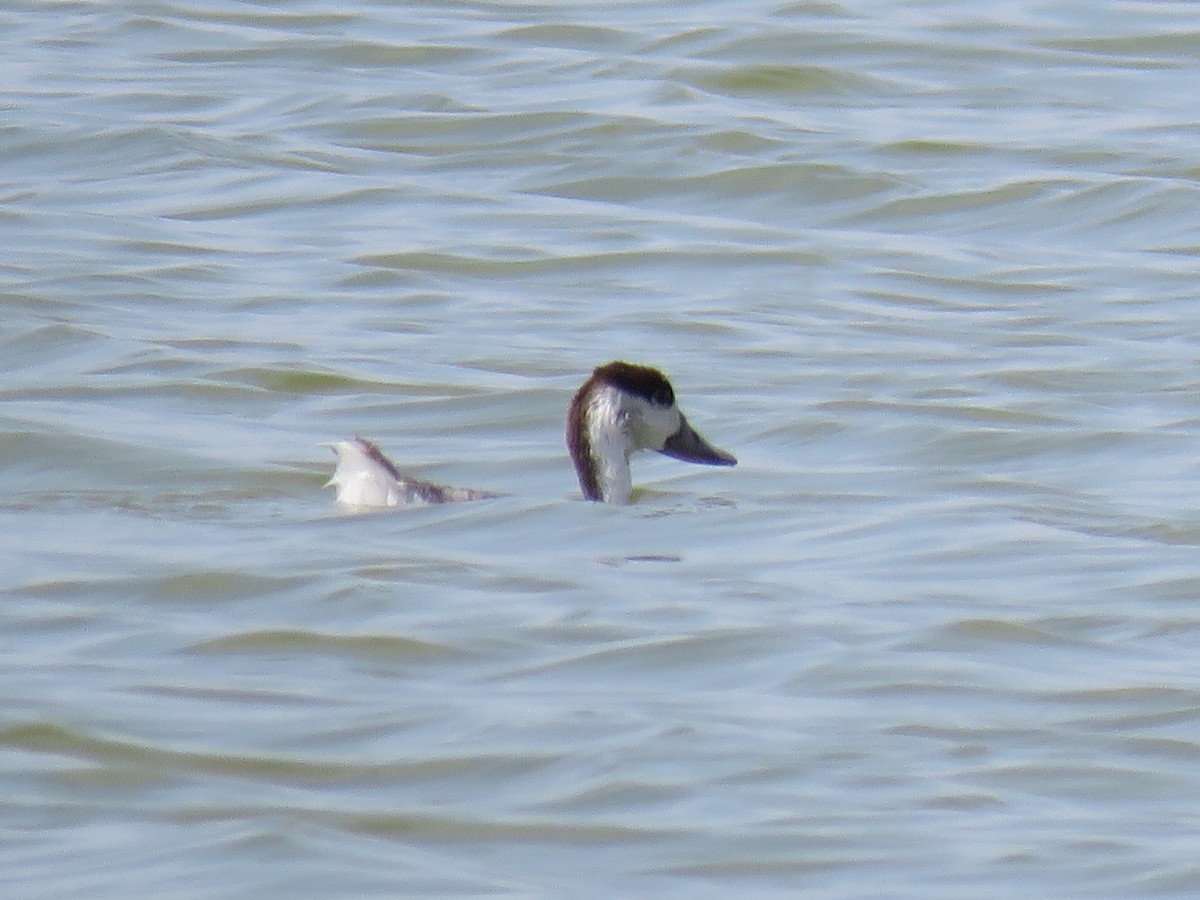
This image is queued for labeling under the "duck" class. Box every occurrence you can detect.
[326,360,735,507]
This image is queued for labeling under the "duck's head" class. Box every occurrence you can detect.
[566,361,737,504]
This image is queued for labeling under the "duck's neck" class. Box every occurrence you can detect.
[590,416,633,504]
[568,384,633,504]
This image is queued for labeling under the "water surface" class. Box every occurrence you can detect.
[4,1,1200,897]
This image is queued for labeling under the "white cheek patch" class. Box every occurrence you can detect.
[627,396,682,451]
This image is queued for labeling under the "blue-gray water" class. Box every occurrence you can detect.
[4,1,1200,897]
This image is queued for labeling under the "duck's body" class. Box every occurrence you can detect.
[325,438,495,508]
[326,361,735,508]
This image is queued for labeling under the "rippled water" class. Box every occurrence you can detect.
[4,1,1200,897]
